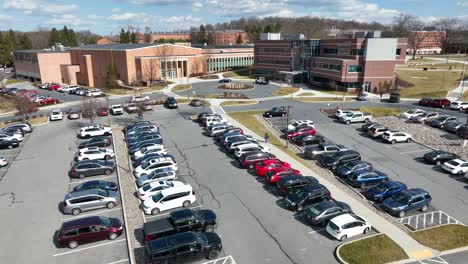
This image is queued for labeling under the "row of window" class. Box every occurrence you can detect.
[255,47,291,53]
[319,63,341,71]
[254,59,290,65]
[13,52,38,64]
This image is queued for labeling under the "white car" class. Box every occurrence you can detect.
[288,120,315,131]
[381,130,412,144]
[206,119,230,128]
[110,104,124,115]
[50,109,63,121]
[133,145,167,159]
[75,147,114,161]
[137,180,185,200]
[234,144,270,158]
[136,167,177,187]
[142,184,196,215]
[0,156,8,167]
[131,95,150,103]
[326,213,371,241]
[450,101,468,111]
[413,112,439,123]
[85,89,103,97]
[77,125,112,138]
[335,110,353,119]
[0,133,23,142]
[400,109,425,119]
[442,159,468,175]
[134,157,178,178]
[60,85,80,93]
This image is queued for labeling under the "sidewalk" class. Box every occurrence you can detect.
[221,113,437,261]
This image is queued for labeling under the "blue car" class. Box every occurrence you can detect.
[346,170,389,189]
[335,160,373,179]
[365,181,407,202]
[382,188,432,218]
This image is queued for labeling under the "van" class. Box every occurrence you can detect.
[63,189,120,215]
[142,184,196,215]
[134,157,178,178]
[136,167,177,187]
[50,109,63,121]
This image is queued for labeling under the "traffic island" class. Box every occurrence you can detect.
[409,224,468,251]
[217,83,254,90]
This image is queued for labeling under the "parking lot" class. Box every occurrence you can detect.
[0,132,31,181]
[0,118,128,264]
[264,112,468,230]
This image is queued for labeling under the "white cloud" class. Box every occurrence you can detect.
[192,1,202,12]
[124,0,192,4]
[0,14,13,20]
[3,0,79,15]
[46,13,97,27]
[107,10,201,31]
[108,12,145,21]
[204,0,289,16]
[457,1,468,7]
[112,8,121,13]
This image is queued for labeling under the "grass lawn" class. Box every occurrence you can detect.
[0,96,15,113]
[460,91,468,101]
[6,79,23,85]
[171,84,192,92]
[219,100,258,106]
[222,69,254,78]
[292,97,354,102]
[339,234,408,264]
[1,115,49,128]
[358,107,405,117]
[271,87,300,96]
[410,224,468,251]
[297,92,316,96]
[396,69,461,98]
[105,84,166,95]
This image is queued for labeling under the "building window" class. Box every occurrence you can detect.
[324,48,338,54]
[351,49,364,56]
[318,63,341,71]
[348,65,362,73]
[396,48,401,55]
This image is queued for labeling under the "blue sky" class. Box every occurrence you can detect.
[0,0,466,35]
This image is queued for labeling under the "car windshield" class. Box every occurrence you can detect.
[142,184,152,191]
[142,161,152,169]
[407,110,417,114]
[392,192,410,204]
[99,216,112,227]
[294,189,308,200]
[306,205,321,216]
[447,160,461,166]
[194,232,208,245]
[374,183,389,192]
[152,193,164,202]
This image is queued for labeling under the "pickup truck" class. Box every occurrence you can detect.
[339,111,372,124]
[255,77,269,85]
[303,143,348,160]
[110,104,124,115]
[142,208,217,241]
[124,103,138,113]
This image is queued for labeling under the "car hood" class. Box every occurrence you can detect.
[383,198,404,209]
[204,232,222,246]
[198,209,217,221]
[110,218,123,229]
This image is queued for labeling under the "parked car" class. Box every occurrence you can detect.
[126,124,159,136]
[418,98,434,106]
[37,96,59,105]
[0,156,8,167]
[143,209,217,241]
[50,109,63,121]
[430,115,457,129]
[287,120,315,131]
[339,111,372,124]
[56,216,123,249]
[239,152,276,169]
[0,139,19,149]
[125,103,138,113]
[423,150,458,165]
[75,147,114,161]
[287,126,316,139]
[134,157,177,178]
[190,99,203,107]
[164,97,178,109]
[450,101,468,110]
[346,170,389,189]
[38,83,50,89]
[0,132,23,142]
[69,160,115,179]
[234,144,270,158]
[110,104,124,115]
[48,84,61,91]
[361,122,381,132]
[381,130,412,144]
[77,125,112,138]
[365,181,407,202]
[283,184,331,212]
[317,150,361,170]
[262,107,287,118]
[254,159,291,177]
[68,111,80,120]
[276,175,318,196]
[292,134,325,146]
[133,144,167,159]
[335,110,353,119]
[219,78,232,83]
[142,184,196,215]
[413,112,439,123]
[431,98,451,108]
[326,213,371,241]
[305,200,352,226]
[4,123,32,133]
[62,189,119,215]
[136,167,177,187]
[304,143,348,160]
[96,107,109,116]
[78,136,112,149]
[72,180,118,192]
[131,95,150,103]
[0,126,24,137]
[388,92,400,103]
[264,168,301,185]
[368,126,390,138]
[144,231,222,263]
[138,180,185,200]
[382,188,432,217]
[443,121,465,133]
[85,89,103,97]
[335,160,373,179]
[132,153,174,168]
[356,93,367,101]
[127,133,162,146]
[442,159,468,175]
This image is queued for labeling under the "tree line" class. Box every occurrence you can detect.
[0,30,32,66]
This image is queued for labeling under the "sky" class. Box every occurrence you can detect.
[0,0,466,35]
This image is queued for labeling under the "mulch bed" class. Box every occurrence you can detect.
[198,75,219,80]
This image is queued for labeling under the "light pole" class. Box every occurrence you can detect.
[343,63,348,101]
[461,59,467,98]
[285,105,291,148]
[186,77,190,100]
[106,95,111,126]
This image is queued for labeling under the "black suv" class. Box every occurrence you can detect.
[318,150,361,170]
[262,107,287,118]
[283,184,331,212]
[304,200,352,226]
[388,93,400,103]
[276,175,318,196]
[145,231,222,263]
[423,150,458,165]
[0,138,19,149]
[165,97,178,109]
[143,209,217,241]
[78,136,112,149]
[70,160,115,179]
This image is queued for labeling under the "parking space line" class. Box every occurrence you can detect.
[61,207,122,221]
[308,228,325,234]
[399,149,430,154]
[53,238,127,257]
[144,205,202,220]
[68,175,117,185]
[106,259,129,264]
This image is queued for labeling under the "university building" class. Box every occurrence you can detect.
[13,43,253,87]
[407,31,446,55]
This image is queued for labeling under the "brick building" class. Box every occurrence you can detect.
[407,31,446,55]
[213,30,247,45]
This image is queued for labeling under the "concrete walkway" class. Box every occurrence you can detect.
[446,79,468,100]
[221,112,437,261]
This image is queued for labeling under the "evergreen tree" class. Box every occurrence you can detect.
[7,29,17,48]
[206,32,215,46]
[130,32,137,43]
[49,27,61,47]
[198,24,207,43]
[105,50,118,90]
[119,28,130,43]
[17,34,32,50]
[263,25,272,33]
[236,34,243,44]
[62,26,69,45]
[68,29,78,46]
[0,32,12,66]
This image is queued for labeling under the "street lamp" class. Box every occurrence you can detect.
[285,105,291,148]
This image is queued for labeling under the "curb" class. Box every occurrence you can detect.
[335,233,386,264]
[31,118,50,127]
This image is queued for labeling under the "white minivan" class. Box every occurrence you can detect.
[50,109,63,121]
[142,184,196,215]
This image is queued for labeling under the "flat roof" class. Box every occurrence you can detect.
[70,43,161,51]
[14,49,69,54]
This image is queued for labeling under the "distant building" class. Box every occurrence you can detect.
[96,36,119,45]
[150,32,191,42]
[407,31,446,55]
[213,30,247,45]
[260,33,282,40]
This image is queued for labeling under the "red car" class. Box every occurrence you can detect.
[265,168,301,185]
[38,96,59,105]
[287,126,316,139]
[431,98,451,108]
[96,107,109,116]
[255,159,291,177]
[48,84,61,91]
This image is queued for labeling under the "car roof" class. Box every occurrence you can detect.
[330,213,362,225]
[66,189,106,199]
[61,216,103,230]
[405,188,429,196]
[160,184,191,196]
[149,232,198,251]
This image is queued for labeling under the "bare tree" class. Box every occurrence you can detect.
[191,61,200,77]
[155,44,174,82]
[408,31,429,59]
[80,97,99,124]
[145,58,159,85]
[434,18,462,54]
[13,96,38,120]
[391,13,416,37]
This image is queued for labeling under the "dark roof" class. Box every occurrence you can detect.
[61,216,102,230]
[149,232,198,251]
[70,43,161,51]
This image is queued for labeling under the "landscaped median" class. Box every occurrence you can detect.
[357,107,405,117]
[337,234,408,264]
[219,100,258,106]
[292,97,354,102]
[271,86,300,96]
[409,224,468,251]
[171,84,192,92]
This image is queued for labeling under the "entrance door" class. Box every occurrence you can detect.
[363,82,370,92]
